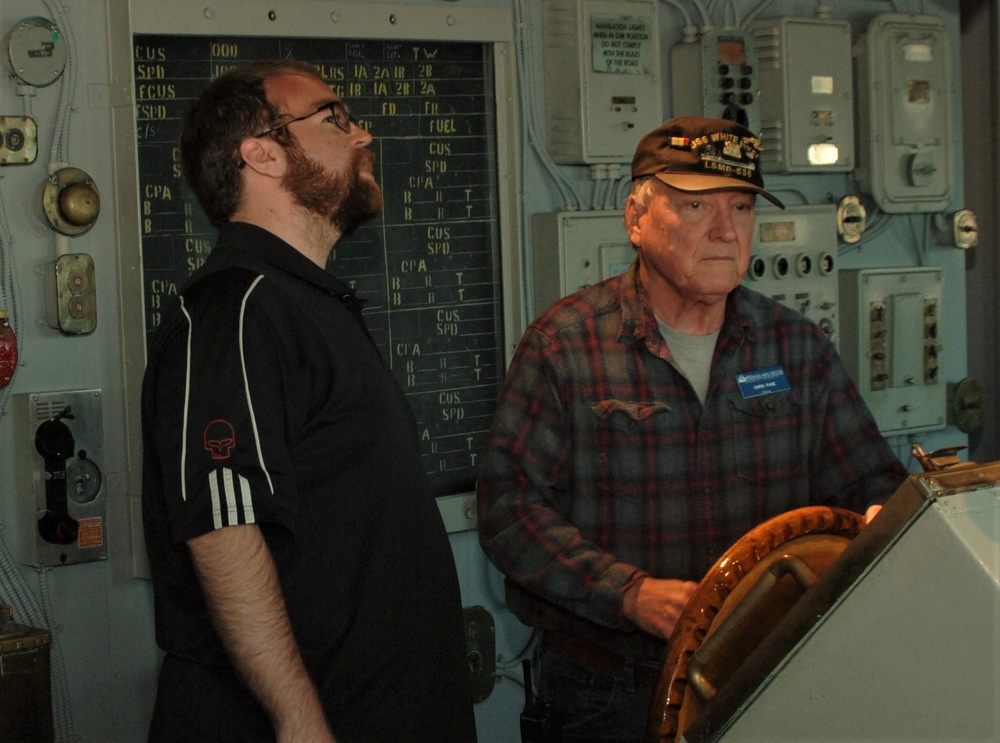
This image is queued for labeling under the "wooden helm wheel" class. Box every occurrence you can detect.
[645,506,865,743]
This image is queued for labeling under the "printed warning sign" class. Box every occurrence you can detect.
[78,517,104,548]
[591,14,654,75]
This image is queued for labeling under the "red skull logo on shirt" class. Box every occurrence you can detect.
[204,419,236,460]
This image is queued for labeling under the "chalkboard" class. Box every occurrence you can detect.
[133,34,506,499]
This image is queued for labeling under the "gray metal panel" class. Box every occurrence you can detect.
[129,0,512,42]
[685,468,1000,742]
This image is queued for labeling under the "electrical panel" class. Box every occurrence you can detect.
[542,0,662,163]
[839,268,945,435]
[855,14,955,213]
[532,211,634,312]
[748,16,854,173]
[15,390,107,567]
[744,205,839,345]
[671,29,760,133]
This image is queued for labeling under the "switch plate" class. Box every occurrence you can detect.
[44,253,97,335]
[672,29,760,133]
[745,205,840,346]
[839,268,945,435]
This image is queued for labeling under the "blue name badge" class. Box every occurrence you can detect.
[737,366,791,399]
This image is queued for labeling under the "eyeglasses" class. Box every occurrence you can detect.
[252,100,358,139]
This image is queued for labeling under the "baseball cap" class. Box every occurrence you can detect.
[631,116,785,208]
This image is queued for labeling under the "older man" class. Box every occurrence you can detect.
[477,116,906,742]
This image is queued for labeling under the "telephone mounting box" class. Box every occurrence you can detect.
[15,390,107,567]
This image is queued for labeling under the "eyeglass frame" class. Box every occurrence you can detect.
[251,100,359,139]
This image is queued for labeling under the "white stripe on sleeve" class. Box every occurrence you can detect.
[208,468,257,529]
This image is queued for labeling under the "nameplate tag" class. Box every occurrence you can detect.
[737,366,790,399]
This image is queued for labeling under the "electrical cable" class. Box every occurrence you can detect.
[862,208,894,242]
[513,0,584,211]
[741,0,776,28]
[41,0,78,165]
[18,84,36,120]
[659,0,695,28]
[687,0,712,27]
[590,164,608,212]
[1,6,81,740]
[38,568,77,743]
[616,174,635,208]
[0,530,78,743]
[605,164,622,211]
[497,625,539,671]
[495,670,527,689]
[0,527,43,624]
[726,0,737,28]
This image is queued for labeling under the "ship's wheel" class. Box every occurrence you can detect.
[645,506,865,743]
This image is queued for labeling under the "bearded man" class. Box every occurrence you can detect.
[141,60,476,743]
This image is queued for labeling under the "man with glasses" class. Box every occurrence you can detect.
[142,60,477,742]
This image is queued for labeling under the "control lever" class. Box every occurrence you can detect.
[34,407,80,545]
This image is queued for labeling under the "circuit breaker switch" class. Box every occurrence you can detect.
[836,196,866,244]
[933,209,978,249]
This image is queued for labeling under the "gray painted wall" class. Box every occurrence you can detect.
[0,1,985,741]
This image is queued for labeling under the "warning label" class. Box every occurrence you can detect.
[591,14,653,75]
[78,517,104,548]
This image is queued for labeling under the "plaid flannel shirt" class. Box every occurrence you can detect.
[477,258,908,658]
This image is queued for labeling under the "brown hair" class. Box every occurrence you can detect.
[179,59,324,226]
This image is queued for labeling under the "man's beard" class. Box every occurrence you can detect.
[283,144,382,236]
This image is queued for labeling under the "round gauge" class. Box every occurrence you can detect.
[67,457,102,504]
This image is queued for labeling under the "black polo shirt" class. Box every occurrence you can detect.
[142,222,475,741]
